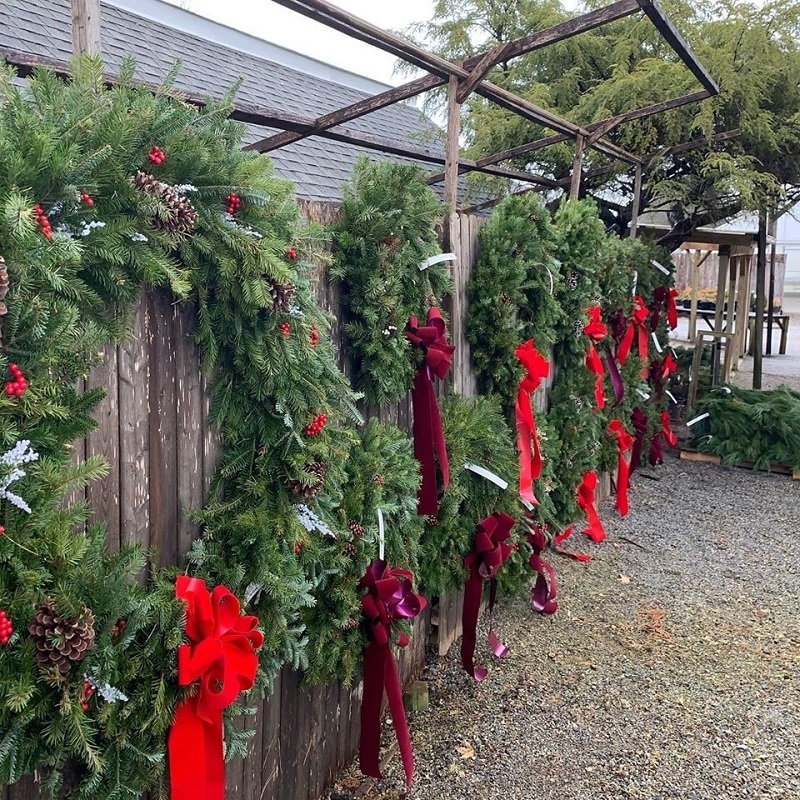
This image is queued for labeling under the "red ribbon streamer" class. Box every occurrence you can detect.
[650,286,679,331]
[608,420,633,517]
[168,577,263,800]
[661,410,678,448]
[526,520,558,614]
[406,308,454,515]
[584,306,608,410]
[617,296,650,368]
[651,411,679,465]
[554,525,592,562]
[462,512,515,681]
[577,471,607,543]
[359,560,426,787]
[648,352,678,403]
[514,341,550,504]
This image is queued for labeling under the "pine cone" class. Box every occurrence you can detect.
[270,280,297,312]
[342,542,357,558]
[132,169,161,193]
[28,603,95,674]
[0,255,8,315]
[155,185,199,234]
[372,474,385,486]
[568,270,579,290]
[342,617,359,631]
[425,515,440,527]
[287,461,326,498]
[348,519,365,538]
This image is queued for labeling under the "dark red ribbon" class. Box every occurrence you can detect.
[514,341,550,505]
[577,471,607,543]
[584,306,608,410]
[526,520,558,614]
[648,352,678,403]
[650,410,678,466]
[661,410,678,448]
[462,512,515,681]
[359,559,426,787]
[168,576,263,800]
[629,406,649,474]
[617,296,650,369]
[608,420,633,517]
[650,286,679,331]
[406,308,454,515]
[554,525,592,562]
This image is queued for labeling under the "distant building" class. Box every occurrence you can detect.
[775,208,800,296]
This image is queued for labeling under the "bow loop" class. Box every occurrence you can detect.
[608,420,633,517]
[577,471,607,542]
[515,341,550,504]
[617,296,650,367]
[406,307,454,380]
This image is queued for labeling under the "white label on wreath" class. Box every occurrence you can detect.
[650,259,671,275]
[464,463,508,490]
[377,507,385,561]
[651,332,663,353]
[419,253,456,271]
[686,412,710,427]
[666,390,678,404]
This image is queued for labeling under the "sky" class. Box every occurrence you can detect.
[162,0,438,86]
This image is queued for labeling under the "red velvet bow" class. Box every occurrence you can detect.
[617,296,650,370]
[608,420,633,517]
[526,519,558,614]
[650,286,679,331]
[359,560,426,787]
[515,341,550,505]
[462,512,515,681]
[168,576,263,800]
[406,308,454,515]
[577,471,607,543]
[584,306,608,410]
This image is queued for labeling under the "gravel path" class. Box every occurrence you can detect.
[327,456,800,800]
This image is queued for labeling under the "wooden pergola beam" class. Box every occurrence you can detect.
[635,0,719,95]
[248,0,641,154]
[426,89,709,185]
[71,0,101,55]
[647,128,740,162]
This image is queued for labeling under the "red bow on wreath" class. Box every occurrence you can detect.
[583,306,625,409]
[168,576,263,800]
[462,512,515,681]
[526,519,558,615]
[406,308,454,515]
[650,286,679,331]
[608,419,633,517]
[577,470,607,543]
[617,296,650,370]
[359,560,427,787]
[514,341,550,505]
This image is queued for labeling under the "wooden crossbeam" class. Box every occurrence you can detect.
[647,129,740,162]
[455,42,512,104]
[635,0,719,95]
[248,0,642,154]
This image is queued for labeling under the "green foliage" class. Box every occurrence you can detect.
[331,158,452,405]
[417,395,527,596]
[467,192,561,412]
[693,385,800,469]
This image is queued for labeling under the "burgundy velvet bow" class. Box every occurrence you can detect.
[526,519,558,614]
[515,341,550,505]
[406,307,454,515]
[648,352,678,403]
[608,420,633,517]
[650,286,679,331]
[359,560,427,787]
[617,296,650,370]
[168,577,263,800]
[462,512,515,681]
[577,471,607,543]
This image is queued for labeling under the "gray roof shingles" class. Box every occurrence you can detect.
[0,0,449,201]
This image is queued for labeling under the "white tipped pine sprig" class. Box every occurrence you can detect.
[0,439,39,513]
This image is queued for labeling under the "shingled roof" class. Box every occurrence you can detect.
[0,0,448,202]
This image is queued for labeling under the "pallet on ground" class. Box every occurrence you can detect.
[680,449,799,478]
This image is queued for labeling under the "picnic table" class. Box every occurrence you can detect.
[677,307,791,355]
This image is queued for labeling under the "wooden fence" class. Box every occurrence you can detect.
[2,207,487,800]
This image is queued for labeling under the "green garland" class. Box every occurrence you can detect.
[331,158,452,405]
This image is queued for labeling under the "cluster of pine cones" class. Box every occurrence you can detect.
[28,602,95,674]
[132,170,198,234]
[287,460,326,498]
[269,280,296,312]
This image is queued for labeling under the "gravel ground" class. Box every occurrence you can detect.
[326,456,800,800]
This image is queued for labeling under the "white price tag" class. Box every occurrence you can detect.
[377,507,385,561]
[651,332,663,353]
[666,390,678,404]
[686,412,710,427]
[520,498,535,511]
[650,259,671,275]
[632,270,638,297]
[464,463,508,490]
[637,388,651,400]
[419,253,456,271]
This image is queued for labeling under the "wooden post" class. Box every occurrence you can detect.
[629,164,642,238]
[569,135,585,199]
[443,75,461,250]
[688,250,701,343]
[766,211,777,356]
[753,212,767,388]
[71,0,102,55]
[713,244,730,383]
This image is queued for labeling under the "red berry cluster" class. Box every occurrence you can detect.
[286,247,298,261]
[0,610,12,645]
[81,679,94,712]
[304,413,327,437]
[279,321,291,339]
[147,146,166,165]
[0,526,4,536]
[309,324,320,348]
[112,618,127,639]
[226,193,242,215]
[33,204,53,240]
[5,363,28,397]
[80,191,94,206]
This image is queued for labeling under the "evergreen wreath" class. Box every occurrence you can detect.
[331,157,452,406]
